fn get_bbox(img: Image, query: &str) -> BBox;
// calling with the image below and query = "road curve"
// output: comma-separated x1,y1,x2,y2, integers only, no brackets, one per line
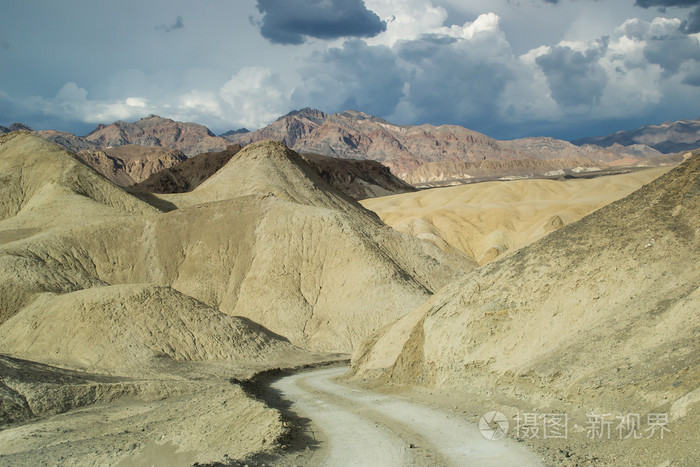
270,366,542,466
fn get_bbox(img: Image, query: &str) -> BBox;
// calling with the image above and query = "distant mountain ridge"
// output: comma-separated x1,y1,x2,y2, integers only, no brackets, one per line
84,115,229,156
3,111,695,186
573,117,700,154
0,123,33,134
224,108,683,184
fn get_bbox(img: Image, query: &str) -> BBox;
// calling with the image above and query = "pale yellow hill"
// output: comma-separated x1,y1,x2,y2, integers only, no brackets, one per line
0,134,473,464
0,135,471,361
361,167,671,264
0,132,157,238
168,140,356,210
353,156,700,465
0,284,301,375
0,355,286,465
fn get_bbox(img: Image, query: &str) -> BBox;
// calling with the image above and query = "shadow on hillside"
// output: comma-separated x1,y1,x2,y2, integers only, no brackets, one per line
126,189,178,212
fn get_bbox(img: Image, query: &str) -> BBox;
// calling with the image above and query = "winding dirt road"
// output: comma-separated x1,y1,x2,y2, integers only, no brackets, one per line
270,366,542,466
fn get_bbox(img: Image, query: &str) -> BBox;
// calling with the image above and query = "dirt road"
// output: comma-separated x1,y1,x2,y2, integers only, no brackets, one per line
270,366,542,466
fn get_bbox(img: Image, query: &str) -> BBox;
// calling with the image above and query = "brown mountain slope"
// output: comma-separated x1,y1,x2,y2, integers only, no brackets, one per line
131,145,242,193
34,131,189,186
230,107,328,148
301,153,416,200
226,109,673,184
84,114,229,156
75,145,188,186
353,154,700,465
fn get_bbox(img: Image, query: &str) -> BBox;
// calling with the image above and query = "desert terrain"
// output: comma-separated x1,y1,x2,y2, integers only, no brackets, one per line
0,132,469,465
4,0,700,462
361,166,672,264
0,127,697,466
353,153,700,465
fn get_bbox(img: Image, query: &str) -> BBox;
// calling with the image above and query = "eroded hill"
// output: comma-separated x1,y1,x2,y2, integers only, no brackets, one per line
353,154,700,465
361,166,671,264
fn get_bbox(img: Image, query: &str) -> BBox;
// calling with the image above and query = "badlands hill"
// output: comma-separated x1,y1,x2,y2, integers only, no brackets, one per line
574,117,700,154
134,145,415,200
353,154,699,464
225,108,674,183
0,133,470,365
0,133,298,371
131,145,242,193
361,166,671,264
0,132,470,464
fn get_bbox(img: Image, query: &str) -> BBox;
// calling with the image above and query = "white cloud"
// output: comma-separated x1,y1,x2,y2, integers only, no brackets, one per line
363,0,448,46
433,12,501,40
218,66,292,129
125,97,148,108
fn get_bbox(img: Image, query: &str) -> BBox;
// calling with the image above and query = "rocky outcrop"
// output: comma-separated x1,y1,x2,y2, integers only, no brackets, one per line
1,123,33,134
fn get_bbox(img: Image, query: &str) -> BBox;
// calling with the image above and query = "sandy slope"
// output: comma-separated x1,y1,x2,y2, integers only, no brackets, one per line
0,135,469,364
352,155,700,465
0,374,285,466
361,167,671,263
0,284,302,376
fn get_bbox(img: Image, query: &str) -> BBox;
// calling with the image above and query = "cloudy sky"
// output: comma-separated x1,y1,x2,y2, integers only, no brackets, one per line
1,0,699,140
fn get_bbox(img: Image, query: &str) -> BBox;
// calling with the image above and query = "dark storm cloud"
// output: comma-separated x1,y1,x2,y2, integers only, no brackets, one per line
156,15,184,32
634,0,698,8
682,67,700,86
254,0,385,45
681,6,700,33
294,39,404,115
644,34,700,73
396,31,514,126
536,41,609,109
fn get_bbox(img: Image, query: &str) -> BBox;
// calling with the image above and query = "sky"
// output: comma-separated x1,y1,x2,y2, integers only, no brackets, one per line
1,0,699,141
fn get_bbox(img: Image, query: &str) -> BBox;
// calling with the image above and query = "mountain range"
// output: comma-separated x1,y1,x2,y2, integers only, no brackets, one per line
224,108,694,184
574,118,700,153
3,112,697,189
